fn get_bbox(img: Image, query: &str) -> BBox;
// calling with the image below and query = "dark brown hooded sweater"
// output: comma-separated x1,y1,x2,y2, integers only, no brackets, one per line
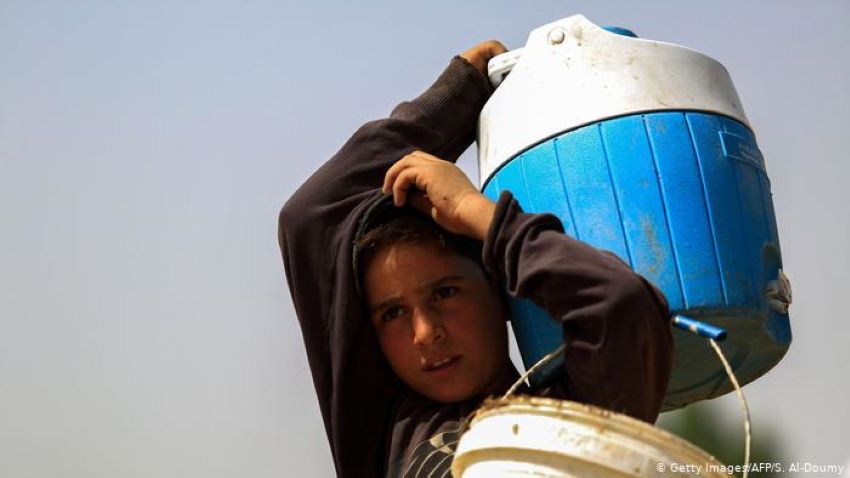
278,55,673,477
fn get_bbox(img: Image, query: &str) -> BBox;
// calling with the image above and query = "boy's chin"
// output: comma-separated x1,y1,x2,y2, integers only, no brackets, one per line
412,362,513,403
422,390,475,404
417,382,485,404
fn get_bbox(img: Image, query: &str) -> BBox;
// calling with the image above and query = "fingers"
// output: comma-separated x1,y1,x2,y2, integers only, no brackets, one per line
380,150,486,237
484,40,508,57
391,168,417,206
382,161,404,196
382,152,418,194
461,40,508,75
382,151,439,199
383,154,414,195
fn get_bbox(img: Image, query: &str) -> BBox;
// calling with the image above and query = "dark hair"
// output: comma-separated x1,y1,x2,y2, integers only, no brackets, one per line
355,212,485,292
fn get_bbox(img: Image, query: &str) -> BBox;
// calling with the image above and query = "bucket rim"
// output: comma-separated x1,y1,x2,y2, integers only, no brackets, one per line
465,395,723,466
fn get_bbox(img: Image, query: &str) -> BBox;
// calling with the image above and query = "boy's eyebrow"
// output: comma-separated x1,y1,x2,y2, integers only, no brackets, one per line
369,275,467,315
413,275,466,294
371,297,401,316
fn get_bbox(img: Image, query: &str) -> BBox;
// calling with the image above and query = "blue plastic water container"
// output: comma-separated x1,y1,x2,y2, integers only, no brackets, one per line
478,15,791,410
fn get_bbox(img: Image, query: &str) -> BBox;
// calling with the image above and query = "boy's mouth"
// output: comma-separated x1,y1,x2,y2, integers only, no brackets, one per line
422,355,462,372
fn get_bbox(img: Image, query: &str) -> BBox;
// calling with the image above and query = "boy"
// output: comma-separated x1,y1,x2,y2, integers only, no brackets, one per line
279,41,673,477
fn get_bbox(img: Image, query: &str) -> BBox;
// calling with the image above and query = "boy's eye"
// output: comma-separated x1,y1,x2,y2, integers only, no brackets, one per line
434,286,458,300
381,306,405,322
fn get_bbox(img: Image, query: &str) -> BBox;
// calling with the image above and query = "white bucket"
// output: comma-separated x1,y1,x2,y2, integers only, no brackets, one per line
452,396,727,478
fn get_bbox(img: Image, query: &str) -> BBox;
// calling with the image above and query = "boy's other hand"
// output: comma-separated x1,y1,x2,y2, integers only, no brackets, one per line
460,40,508,77
382,151,496,241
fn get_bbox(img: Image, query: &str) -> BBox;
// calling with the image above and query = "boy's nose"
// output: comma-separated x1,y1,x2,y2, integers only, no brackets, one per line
412,309,445,347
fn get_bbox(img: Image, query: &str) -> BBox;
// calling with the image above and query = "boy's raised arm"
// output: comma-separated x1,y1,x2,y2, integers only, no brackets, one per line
482,191,674,422
282,43,503,224
277,43,503,476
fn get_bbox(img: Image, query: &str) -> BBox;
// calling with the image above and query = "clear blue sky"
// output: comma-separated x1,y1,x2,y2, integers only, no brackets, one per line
1,1,847,476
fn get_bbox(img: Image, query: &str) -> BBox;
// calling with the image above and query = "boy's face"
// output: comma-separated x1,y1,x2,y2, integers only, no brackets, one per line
364,241,511,403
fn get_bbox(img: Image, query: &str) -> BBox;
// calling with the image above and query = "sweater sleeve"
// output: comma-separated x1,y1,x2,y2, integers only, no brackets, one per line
482,190,674,423
277,56,492,476
281,56,491,227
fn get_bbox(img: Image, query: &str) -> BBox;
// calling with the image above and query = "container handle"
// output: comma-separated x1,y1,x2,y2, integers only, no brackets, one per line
487,48,524,88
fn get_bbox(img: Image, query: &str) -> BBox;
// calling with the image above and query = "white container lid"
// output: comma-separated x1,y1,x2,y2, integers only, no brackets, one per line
478,14,749,186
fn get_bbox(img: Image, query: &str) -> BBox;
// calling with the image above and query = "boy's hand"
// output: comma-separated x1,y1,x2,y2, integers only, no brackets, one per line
460,40,508,76
382,151,496,241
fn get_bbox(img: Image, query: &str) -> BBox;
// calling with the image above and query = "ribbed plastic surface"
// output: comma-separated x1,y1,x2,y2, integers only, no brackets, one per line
483,111,791,410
